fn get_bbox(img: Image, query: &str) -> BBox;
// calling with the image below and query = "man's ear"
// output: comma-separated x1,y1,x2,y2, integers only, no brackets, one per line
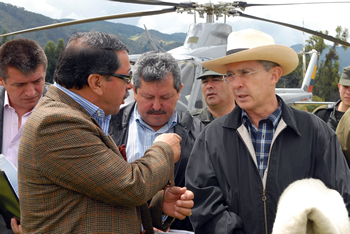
0,77,5,87
88,74,103,96
270,66,282,86
176,83,184,100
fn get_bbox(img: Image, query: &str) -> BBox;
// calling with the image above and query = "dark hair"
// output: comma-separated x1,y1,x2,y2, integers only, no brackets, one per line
0,38,48,81
133,51,181,93
54,31,128,89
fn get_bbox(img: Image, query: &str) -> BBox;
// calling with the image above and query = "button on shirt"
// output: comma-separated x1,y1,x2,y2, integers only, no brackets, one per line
126,104,178,163
54,83,111,135
242,103,282,178
2,91,35,168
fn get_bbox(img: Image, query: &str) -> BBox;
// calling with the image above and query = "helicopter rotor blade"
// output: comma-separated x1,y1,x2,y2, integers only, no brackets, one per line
231,11,350,47
108,0,196,8
0,7,176,38
235,1,350,8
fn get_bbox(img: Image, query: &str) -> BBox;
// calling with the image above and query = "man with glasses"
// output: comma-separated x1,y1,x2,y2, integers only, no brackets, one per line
109,50,203,231
185,29,350,233
190,68,235,125
17,31,194,233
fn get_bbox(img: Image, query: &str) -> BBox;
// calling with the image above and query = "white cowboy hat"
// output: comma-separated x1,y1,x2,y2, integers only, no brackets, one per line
201,29,299,76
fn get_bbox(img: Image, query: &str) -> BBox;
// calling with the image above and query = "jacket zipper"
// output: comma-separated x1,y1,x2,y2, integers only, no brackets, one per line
262,189,268,234
237,125,289,234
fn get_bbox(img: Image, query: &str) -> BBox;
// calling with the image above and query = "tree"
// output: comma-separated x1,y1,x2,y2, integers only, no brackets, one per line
44,38,65,83
0,29,10,46
309,26,348,101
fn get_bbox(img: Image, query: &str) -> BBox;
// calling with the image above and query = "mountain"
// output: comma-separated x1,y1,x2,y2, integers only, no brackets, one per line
291,44,350,72
0,2,187,53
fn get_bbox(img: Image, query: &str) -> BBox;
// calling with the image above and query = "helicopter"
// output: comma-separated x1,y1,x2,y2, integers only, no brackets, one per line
1,0,349,111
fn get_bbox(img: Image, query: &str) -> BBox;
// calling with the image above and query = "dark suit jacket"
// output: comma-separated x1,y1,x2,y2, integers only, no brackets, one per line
18,86,174,233
109,102,204,231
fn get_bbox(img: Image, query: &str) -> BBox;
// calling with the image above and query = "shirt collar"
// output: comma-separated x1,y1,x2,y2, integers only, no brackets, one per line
54,83,110,120
133,103,178,132
241,101,282,130
3,90,43,115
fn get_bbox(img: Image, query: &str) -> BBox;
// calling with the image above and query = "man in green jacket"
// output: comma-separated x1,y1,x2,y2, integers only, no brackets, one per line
313,65,350,131
190,68,236,126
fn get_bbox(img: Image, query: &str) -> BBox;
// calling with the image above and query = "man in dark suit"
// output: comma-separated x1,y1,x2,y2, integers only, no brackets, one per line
109,51,203,231
17,31,193,233
0,38,47,234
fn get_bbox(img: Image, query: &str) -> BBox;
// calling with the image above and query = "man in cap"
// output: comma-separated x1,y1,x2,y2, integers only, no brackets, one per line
109,50,203,231
190,68,235,125
313,65,350,131
185,29,350,233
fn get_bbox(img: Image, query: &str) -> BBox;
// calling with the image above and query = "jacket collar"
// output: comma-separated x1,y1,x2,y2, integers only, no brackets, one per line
223,95,301,136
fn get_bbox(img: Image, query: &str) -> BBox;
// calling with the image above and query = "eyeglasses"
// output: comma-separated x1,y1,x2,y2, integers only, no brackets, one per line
110,71,132,84
223,67,269,82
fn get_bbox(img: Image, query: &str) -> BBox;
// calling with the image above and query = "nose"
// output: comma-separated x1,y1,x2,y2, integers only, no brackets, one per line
126,82,134,90
152,98,161,111
24,83,37,97
231,76,244,90
206,80,214,89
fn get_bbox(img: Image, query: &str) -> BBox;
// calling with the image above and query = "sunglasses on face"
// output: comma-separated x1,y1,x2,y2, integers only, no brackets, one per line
110,71,132,83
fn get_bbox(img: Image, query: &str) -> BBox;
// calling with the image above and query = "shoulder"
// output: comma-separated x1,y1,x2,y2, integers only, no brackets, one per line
189,108,203,116
312,103,336,121
177,109,204,133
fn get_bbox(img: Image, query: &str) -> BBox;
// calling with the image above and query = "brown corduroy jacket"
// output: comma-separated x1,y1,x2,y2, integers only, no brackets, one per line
18,85,174,233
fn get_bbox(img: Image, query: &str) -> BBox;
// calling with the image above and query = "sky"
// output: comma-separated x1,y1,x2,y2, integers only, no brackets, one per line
1,0,350,47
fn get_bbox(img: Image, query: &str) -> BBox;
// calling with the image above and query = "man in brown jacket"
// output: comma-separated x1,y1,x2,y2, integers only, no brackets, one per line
17,31,193,233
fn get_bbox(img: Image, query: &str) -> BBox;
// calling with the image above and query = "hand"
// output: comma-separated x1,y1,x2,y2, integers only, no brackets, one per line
11,217,22,234
154,133,182,163
162,186,194,220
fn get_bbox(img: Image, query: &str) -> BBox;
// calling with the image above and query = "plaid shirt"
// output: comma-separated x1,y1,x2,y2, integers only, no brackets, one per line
242,104,282,178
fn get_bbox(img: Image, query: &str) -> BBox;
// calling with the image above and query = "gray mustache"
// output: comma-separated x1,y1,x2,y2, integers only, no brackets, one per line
147,109,166,114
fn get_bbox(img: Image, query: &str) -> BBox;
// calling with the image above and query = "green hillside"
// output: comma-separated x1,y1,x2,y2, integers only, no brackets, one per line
0,2,186,53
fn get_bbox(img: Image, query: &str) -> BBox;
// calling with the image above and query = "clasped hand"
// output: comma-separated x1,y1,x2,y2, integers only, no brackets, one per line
162,186,194,219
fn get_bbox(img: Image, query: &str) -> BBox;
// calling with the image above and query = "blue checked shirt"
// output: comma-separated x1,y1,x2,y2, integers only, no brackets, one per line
242,104,282,178
126,104,178,163
54,83,111,135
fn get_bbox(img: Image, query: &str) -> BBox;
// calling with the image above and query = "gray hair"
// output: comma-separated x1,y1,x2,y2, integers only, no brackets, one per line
258,60,280,72
133,51,181,92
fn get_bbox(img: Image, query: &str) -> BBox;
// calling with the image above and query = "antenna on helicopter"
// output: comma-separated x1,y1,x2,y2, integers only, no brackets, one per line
302,19,306,78
144,25,166,52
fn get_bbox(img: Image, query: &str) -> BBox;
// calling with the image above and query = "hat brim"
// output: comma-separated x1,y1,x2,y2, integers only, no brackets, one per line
201,45,299,76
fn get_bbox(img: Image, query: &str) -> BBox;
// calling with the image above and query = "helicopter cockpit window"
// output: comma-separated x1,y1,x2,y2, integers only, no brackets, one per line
187,37,199,44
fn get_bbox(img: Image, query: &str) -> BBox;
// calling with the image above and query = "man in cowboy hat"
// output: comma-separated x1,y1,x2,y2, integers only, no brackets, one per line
313,65,350,131
190,67,236,125
185,29,350,234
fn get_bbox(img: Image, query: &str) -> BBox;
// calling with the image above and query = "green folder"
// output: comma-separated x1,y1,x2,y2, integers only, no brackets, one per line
0,171,20,228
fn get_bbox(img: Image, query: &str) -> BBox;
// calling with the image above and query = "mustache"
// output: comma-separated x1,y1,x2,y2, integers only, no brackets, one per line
147,109,166,114
123,90,129,100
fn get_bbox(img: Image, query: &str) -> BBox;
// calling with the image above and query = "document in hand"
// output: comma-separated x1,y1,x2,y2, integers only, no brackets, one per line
0,154,20,229
0,171,20,228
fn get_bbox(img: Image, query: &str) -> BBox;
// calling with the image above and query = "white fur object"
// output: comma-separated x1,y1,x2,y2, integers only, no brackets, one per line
272,178,350,234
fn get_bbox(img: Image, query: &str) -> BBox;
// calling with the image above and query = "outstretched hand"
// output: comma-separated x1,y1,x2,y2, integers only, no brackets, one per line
162,186,194,220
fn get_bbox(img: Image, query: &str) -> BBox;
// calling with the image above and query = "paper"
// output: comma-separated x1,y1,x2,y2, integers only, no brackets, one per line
0,154,18,197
